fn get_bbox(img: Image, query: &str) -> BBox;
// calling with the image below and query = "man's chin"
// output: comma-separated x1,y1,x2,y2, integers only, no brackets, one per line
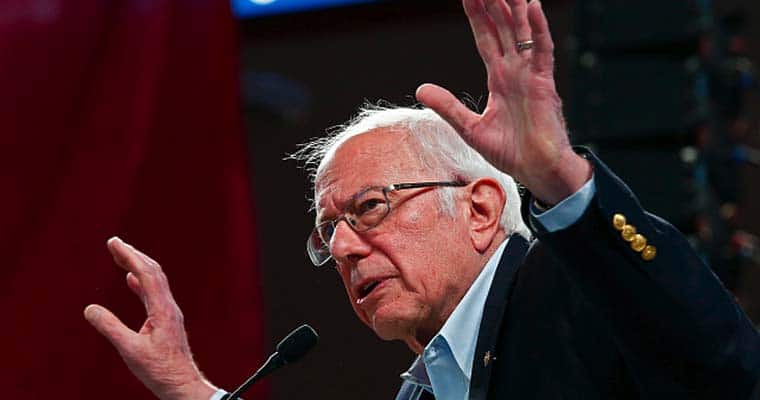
368,306,413,341
370,318,404,341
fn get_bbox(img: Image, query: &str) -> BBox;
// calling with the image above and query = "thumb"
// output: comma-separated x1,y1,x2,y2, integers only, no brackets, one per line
416,83,479,135
84,304,136,351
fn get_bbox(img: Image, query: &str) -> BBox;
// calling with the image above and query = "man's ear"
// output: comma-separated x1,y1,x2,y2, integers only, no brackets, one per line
465,178,506,253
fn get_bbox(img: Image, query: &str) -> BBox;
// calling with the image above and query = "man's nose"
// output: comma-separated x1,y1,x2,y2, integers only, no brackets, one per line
330,219,372,264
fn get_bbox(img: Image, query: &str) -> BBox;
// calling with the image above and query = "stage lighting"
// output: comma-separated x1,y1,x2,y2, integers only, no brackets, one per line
231,0,379,18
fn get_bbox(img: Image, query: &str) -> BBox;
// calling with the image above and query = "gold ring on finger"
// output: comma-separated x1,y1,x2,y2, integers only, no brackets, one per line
516,40,534,52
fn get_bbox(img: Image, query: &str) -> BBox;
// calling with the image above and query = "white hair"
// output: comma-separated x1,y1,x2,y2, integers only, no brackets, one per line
293,103,531,239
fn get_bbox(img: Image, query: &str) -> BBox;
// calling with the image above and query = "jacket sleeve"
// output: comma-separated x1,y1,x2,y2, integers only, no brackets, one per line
521,148,760,399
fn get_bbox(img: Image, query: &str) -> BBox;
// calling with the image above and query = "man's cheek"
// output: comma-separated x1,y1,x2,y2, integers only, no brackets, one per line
396,205,436,232
389,219,431,256
405,209,422,224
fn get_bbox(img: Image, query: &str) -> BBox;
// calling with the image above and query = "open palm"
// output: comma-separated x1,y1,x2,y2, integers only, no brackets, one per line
417,0,589,205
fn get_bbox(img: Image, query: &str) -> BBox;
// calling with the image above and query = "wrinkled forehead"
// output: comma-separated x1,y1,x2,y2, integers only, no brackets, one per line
314,129,428,211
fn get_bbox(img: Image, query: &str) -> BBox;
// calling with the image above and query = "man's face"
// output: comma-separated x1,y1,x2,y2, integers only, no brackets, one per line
314,129,479,350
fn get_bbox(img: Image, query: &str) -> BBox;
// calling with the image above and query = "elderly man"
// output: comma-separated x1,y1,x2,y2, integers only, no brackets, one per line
85,0,760,399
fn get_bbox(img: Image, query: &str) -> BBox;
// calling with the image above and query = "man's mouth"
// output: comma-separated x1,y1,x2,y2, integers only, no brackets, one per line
356,277,389,304
360,280,381,298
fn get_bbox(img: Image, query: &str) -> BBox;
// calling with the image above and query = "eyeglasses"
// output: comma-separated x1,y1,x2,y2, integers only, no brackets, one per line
306,181,467,267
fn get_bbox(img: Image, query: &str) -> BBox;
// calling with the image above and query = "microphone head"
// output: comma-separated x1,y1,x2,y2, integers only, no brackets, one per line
275,324,319,364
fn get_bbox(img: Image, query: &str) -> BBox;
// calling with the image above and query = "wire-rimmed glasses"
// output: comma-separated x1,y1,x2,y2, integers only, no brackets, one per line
306,181,467,266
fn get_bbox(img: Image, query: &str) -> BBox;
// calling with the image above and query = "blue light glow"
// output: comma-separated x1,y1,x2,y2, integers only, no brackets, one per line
231,0,378,18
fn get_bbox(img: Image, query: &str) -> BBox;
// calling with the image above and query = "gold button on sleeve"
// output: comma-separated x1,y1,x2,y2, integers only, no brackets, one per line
630,234,647,252
642,245,657,261
612,214,626,230
621,225,637,242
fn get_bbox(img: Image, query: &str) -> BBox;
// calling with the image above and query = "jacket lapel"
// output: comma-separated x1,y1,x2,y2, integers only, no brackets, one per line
468,234,530,400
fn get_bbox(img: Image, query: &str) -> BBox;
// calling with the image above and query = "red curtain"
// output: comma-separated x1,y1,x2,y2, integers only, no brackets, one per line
0,1,266,398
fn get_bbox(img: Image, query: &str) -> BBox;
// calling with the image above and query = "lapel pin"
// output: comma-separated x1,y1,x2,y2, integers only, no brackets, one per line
483,351,496,367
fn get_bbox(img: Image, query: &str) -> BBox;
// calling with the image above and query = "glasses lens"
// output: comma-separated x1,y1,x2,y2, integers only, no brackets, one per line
307,226,331,266
318,221,335,244
351,188,390,231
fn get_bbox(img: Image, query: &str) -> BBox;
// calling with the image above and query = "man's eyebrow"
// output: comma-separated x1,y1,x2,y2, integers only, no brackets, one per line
314,195,342,225
315,183,385,223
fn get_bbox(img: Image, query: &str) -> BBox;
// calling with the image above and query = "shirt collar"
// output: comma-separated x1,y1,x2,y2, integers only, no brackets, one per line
400,238,509,384
399,354,432,389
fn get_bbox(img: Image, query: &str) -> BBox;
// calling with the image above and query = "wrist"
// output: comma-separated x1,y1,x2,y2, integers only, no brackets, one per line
530,149,592,206
166,376,217,400
189,379,218,400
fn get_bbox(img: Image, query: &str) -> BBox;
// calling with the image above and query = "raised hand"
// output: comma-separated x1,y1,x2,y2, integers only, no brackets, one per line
84,237,217,400
416,0,591,205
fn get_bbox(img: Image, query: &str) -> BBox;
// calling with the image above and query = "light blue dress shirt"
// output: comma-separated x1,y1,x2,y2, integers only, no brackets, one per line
398,176,597,400
214,178,597,400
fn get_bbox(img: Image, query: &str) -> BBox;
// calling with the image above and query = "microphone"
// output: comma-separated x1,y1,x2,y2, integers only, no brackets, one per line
226,324,319,400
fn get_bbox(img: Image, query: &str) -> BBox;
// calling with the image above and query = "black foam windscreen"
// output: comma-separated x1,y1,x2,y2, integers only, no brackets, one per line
275,324,319,364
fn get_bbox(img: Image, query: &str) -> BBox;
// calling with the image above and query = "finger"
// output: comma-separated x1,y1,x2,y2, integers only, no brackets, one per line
416,83,480,136
484,0,516,55
463,0,504,62
107,237,173,316
506,0,531,44
126,272,144,300
527,0,554,73
84,304,137,352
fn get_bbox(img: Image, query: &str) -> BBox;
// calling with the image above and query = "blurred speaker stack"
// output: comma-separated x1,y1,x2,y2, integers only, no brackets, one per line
568,0,759,290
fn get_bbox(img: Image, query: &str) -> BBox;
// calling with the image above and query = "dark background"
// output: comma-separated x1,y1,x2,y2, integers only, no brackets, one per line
238,1,760,400
5,1,758,398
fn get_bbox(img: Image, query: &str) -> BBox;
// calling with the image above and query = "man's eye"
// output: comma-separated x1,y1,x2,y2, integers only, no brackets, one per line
356,198,386,215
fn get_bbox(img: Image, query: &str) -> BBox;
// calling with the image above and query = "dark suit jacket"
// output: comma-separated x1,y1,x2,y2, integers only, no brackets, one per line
398,150,760,400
